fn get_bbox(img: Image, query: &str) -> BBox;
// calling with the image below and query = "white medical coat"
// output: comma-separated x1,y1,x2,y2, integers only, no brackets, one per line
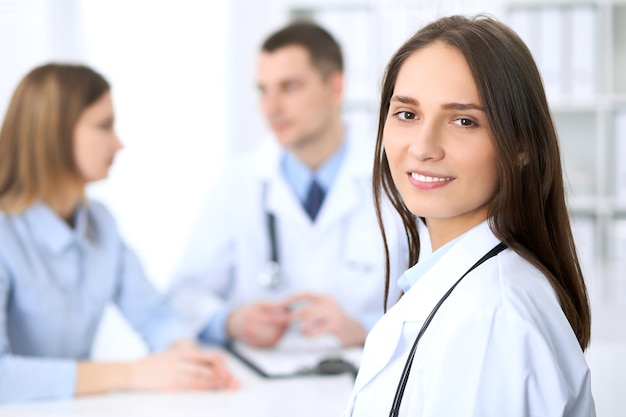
343,221,595,417
168,134,408,337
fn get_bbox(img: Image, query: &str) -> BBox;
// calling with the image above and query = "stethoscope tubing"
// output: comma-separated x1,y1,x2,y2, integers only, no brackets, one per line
259,182,282,290
388,242,507,417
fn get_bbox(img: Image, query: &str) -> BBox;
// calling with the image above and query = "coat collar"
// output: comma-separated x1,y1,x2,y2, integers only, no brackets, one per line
23,202,91,254
352,220,502,394
399,220,501,322
257,133,374,230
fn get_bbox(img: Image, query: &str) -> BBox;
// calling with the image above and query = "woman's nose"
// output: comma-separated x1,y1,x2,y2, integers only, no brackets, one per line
408,122,444,161
113,132,124,151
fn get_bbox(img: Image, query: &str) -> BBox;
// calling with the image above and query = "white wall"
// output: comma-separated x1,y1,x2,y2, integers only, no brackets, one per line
82,0,231,358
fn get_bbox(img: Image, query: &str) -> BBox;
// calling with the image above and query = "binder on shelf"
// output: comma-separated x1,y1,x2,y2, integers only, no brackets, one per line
609,219,626,304
508,7,537,61
612,5,626,95
539,6,565,103
315,8,374,103
379,10,429,80
556,112,597,197
570,216,596,292
615,111,626,201
567,5,597,103
380,11,411,65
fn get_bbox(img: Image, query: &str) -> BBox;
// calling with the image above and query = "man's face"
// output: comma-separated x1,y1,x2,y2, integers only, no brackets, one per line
256,45,341,151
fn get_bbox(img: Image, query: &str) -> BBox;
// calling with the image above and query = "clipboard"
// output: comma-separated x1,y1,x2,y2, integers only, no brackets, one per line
226,334,362,379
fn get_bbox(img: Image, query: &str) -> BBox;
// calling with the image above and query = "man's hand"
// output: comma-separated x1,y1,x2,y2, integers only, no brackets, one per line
226,301,289,347
285,292,366,347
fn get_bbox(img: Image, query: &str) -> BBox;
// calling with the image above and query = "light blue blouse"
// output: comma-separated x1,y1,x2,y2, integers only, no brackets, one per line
397,233,461,292
0,201,193,403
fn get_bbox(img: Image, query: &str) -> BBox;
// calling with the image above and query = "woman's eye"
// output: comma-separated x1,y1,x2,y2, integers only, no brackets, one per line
453,117,476,127
396,111,416,120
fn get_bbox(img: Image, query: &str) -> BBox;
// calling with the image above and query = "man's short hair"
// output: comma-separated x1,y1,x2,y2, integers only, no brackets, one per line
261,21,344,77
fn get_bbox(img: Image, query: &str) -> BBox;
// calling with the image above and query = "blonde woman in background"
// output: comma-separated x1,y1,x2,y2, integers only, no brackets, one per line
0,63,237,403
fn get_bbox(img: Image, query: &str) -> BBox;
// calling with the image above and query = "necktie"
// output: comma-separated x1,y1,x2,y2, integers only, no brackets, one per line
304,179,325,221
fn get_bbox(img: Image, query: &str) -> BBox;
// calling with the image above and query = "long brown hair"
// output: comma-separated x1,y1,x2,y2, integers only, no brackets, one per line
0,63,110,213
373,15,591,350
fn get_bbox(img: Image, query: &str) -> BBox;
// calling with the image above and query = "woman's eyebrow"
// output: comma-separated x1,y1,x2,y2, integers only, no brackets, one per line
441,102,485,111
390,95,418,105
390,96,484,112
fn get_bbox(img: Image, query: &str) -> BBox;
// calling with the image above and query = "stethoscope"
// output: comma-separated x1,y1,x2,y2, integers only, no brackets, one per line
388,242,507,417
258,210,282,289
258,183,282,290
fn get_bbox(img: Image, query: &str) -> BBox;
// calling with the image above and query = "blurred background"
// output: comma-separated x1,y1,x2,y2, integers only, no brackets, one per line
0,0,624,415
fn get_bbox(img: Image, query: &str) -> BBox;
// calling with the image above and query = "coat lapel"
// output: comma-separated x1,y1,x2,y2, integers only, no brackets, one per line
255,141,312,228
262,135,374,232
315,136,373,230
351,302,405,394
352,221,501,393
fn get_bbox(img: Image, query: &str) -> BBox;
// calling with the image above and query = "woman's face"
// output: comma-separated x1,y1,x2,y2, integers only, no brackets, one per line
73,91,123,183
383,42,498,245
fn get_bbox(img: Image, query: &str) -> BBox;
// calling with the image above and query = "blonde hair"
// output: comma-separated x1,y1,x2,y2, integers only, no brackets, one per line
0,63,110,213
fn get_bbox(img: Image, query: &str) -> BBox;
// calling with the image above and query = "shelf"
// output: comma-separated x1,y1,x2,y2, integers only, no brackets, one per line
505,0,599,7
287,0,372,11
550,102,599,114
568,198,626,216
613,3,626,95
506,0,625,6
610,95,626,107
568,197,598,214
612,201,626,215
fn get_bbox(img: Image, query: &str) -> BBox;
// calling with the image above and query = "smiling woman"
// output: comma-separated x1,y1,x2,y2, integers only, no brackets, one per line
383,42,499,251
344,14,595,417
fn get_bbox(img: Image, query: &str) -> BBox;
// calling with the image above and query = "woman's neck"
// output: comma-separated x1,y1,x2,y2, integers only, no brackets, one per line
426,213,488,251
48,194,82,225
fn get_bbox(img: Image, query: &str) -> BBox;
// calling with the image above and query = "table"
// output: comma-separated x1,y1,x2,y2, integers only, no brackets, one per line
0,351,355,417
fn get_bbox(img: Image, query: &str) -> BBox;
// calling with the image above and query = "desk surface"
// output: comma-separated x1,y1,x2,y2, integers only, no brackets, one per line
0,350,355,417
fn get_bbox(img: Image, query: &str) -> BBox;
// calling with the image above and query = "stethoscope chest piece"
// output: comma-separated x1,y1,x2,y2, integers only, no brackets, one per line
258,260,281,289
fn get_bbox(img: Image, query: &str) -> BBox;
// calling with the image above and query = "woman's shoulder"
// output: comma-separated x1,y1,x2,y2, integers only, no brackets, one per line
0,209,28,240
497,249,557,301
84,199,114,221
82,199,121,240
0,210,12,227
455,248,562,324
0,211,16,249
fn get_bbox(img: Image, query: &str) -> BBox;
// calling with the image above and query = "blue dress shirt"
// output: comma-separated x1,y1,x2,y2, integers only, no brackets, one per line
198,140,348,343
0,201,194,403
281,139,347,204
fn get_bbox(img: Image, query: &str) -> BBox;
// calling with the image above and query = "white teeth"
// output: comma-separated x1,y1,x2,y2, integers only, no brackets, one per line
411,173,454,182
